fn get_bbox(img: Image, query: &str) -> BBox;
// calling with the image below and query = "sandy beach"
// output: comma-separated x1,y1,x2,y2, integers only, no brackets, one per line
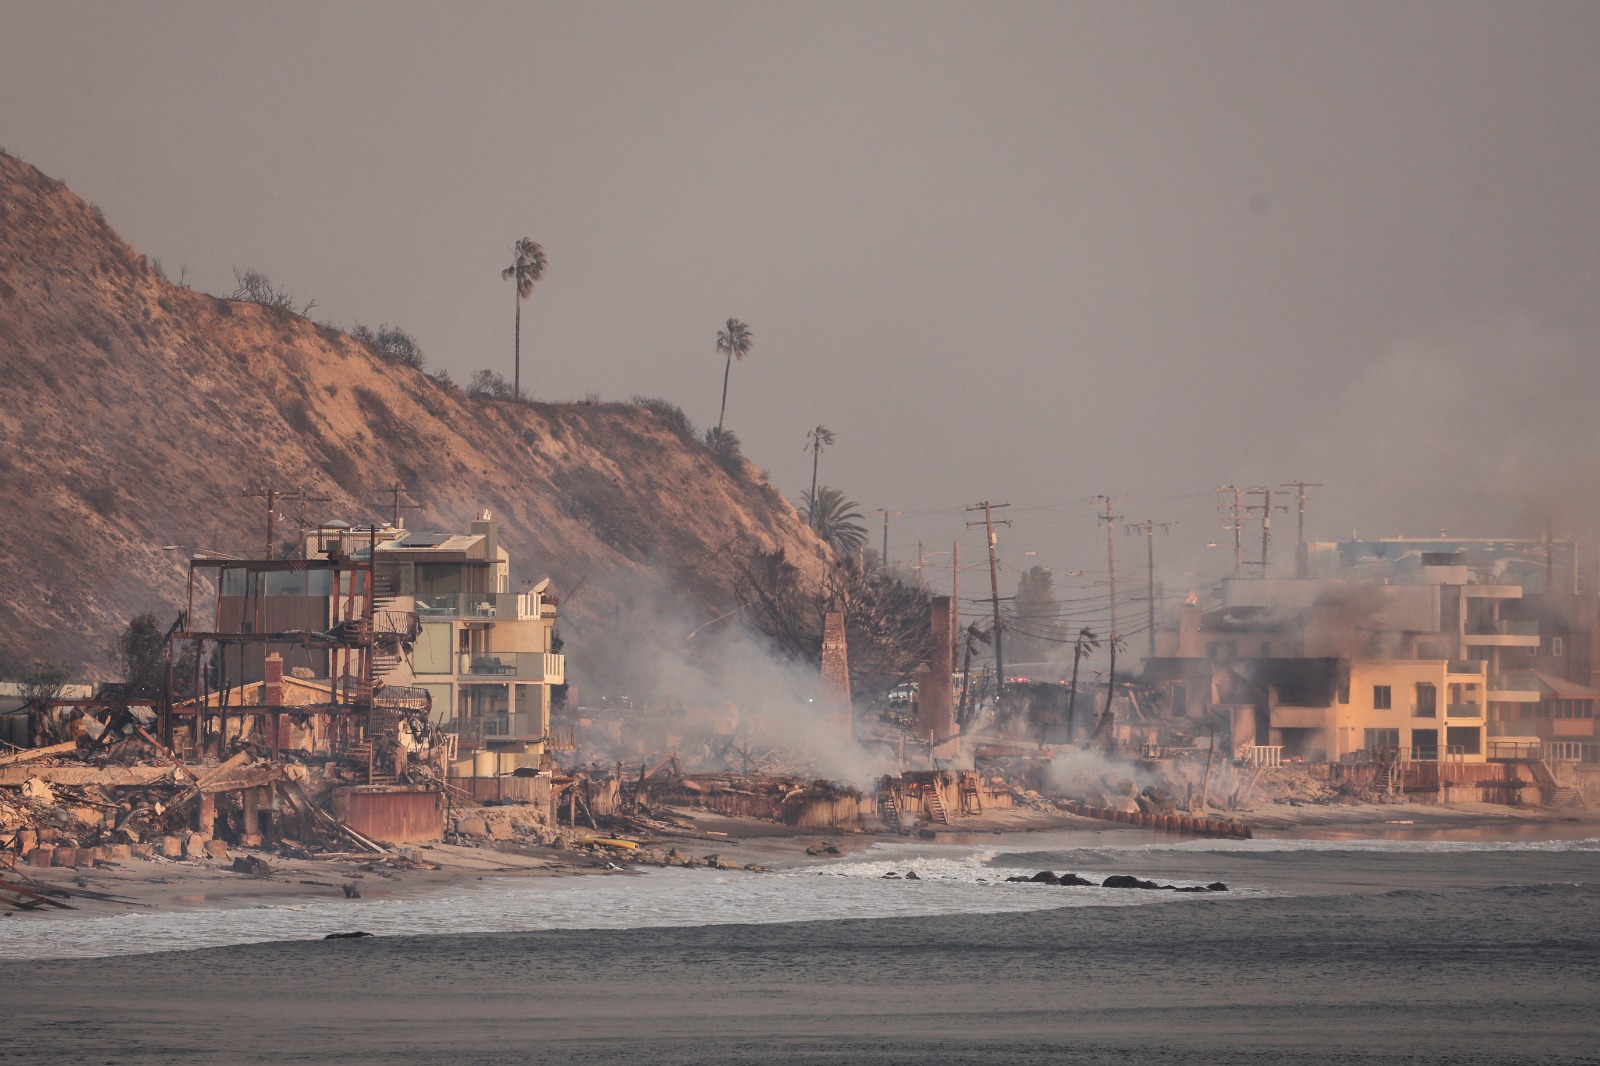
7,799,1596,924
5,802,1599,1065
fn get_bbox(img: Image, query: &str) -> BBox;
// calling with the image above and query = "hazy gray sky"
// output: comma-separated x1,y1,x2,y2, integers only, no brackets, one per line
6,1,1600,609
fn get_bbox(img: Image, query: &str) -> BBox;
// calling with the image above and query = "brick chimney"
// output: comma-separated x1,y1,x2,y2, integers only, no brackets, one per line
264,653,284,707
820,610,852,738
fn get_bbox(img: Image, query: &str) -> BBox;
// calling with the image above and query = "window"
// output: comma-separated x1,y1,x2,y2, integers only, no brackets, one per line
1364,728,1400,752
1206,642,1220,659
1373,685,1392,710
1414,683,1437,718
1446,726,1481,755
1170,684,1188,717
1552,637,1564,657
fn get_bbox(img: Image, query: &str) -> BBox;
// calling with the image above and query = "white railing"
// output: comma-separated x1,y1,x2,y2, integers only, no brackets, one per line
1249,745,1283,768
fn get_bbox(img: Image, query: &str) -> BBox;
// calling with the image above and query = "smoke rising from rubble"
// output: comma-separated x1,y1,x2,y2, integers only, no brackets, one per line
569,570,894,787
1046,748,1161,797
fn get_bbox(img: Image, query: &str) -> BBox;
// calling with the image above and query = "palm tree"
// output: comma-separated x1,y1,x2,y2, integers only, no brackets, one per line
1065,626,1100,740
799,486,867,554
714,318,753,441
501,238,547,399
803,425,835,526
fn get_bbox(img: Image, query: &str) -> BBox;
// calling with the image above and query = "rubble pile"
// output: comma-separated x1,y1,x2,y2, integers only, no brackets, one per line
0,734,394,874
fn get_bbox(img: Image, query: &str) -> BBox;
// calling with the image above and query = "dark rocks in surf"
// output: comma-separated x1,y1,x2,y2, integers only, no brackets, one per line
323,931,374,939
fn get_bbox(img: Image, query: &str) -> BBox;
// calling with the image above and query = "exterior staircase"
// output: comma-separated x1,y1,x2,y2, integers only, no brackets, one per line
926,785,951,825
1552,785,1587,809
1524,758,1561,804
878,788,902,833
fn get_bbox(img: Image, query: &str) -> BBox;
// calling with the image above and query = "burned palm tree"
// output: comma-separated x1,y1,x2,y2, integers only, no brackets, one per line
501,238,547,399
803,425,835,527
714,318,753,443
1064,626,1100,739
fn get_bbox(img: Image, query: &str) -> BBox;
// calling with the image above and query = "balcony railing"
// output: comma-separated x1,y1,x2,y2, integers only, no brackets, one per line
1465,620,1540,638
1248,745,1283,768
457,651,565,683
1412,702,1438,718
414,592,542,621
1448,660,1487,675
1447,702,1483,718
1487,740,1544,760
439,713,543,745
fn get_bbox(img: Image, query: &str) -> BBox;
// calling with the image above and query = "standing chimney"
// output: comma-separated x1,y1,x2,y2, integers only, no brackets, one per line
820,611,852,741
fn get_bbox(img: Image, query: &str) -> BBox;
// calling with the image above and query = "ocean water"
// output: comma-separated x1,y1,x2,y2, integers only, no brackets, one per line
6,833,1599,1064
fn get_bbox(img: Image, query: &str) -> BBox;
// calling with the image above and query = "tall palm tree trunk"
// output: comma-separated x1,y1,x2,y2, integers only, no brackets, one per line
1067,646,1083,740
513,292,522,399
809,446,821,525
715,355,732,437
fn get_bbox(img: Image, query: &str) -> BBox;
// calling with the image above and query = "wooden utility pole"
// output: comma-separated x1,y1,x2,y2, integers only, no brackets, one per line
1094,496,1124,638
242,487,305,560
374,482,421,529
874,509,902,567
1125,519,1171,659
951,539,960,671
1281,481,1322,579
916,540,925,590
1217,485,1243,578
1245,487,1286,577
966,502,1011,705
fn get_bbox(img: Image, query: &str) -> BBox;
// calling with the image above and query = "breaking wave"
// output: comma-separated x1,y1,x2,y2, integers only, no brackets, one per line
0,841,1244,961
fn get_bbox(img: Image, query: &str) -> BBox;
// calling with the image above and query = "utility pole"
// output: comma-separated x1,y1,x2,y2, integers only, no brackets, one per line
874,509,902,568
951,539,960,671
1545,517,1554,593
374,482,421,529
1245,487,1287,577
1125,519,1171,660
966,502,1011,704
1281,481,1322,579
242,487,305,560
916,540,925,590
1094,495,1124,638
1217,485,1243,578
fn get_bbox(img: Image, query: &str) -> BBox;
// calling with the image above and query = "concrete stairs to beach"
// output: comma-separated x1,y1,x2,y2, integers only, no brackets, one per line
1552,786,1587,809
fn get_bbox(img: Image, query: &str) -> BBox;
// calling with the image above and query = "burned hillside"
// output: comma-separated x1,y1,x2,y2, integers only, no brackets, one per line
0,150,832,678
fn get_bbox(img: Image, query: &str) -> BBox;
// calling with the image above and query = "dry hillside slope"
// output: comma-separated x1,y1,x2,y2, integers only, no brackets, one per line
0,150,832,680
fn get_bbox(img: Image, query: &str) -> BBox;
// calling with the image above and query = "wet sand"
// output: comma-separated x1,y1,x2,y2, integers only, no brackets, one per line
7,799,1595,919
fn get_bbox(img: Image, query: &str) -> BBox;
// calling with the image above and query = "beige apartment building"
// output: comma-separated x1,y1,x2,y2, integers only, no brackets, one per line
369,513,564,772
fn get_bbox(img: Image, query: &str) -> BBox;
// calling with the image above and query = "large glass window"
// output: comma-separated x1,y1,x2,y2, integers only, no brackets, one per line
1373,685,1392,710
1414,683,1437,717
414,623,454,675
1365,728,1400,752
416,564,462,596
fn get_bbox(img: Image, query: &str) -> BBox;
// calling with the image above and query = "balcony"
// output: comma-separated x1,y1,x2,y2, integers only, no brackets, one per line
1487,674,1543,703
1462,620,1541,648
1446,702,1483,718
414,592,542,621
1448,660,1487,676
457,651,565,684
440,713,543,745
